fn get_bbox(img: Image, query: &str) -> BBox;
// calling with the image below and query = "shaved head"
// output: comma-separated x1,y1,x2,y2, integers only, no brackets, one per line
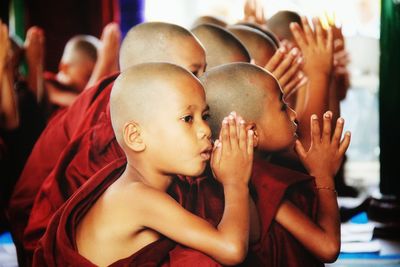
110,62,202,145
267,10,301,42
119,22,206,75
201,63,278,139
61,35,99,64
235,22,280,48
192,15,227,28
191,24,250,69
228,25,277,67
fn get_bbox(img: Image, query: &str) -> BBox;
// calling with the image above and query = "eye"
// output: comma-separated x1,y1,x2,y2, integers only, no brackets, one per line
202,113,210,121
181,115,193,123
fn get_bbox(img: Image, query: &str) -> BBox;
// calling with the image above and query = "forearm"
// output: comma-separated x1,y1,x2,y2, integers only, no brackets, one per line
329,79,340,126
217,184,250,261
276,197,340,262
1,72,19,130
298,73,331,149
26,62,45,102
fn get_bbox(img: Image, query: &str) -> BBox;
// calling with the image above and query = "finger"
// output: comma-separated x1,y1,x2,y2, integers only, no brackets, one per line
211,139,222,166
228,114,239,148
247,130,254,157
313,17,324,47
238,119,247,150
283,71,304,96
290,22,308,51
295,139,307,159
301,16,316,46
326,26,333,52
322,111,332,143
332,117,344,147
265,47,285,71
279,56,302,86
310,114,321,145
221,117,230,152
339,131,351,155
273,48,298,79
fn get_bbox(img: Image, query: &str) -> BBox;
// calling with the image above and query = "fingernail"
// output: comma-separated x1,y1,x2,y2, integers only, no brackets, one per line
228,115,234,120
240,120,245,124
312,114,318,120
223,118,228,124
248,130,254,135
297,57,303,64
230,111,236,116
291,48,298,56
279,47,286,53
324,112,331,118
345,131,351,136
338,118,344,123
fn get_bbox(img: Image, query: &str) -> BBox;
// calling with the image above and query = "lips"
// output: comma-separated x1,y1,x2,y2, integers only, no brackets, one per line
200,145,212,160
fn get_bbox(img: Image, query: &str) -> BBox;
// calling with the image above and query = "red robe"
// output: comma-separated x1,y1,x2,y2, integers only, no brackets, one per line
32,154,322,266
7,73,118,264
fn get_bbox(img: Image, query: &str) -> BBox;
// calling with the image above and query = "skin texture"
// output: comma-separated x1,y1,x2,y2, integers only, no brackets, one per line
191,24,250,69
120,22,206,76
0,21,19,130
202,62,351,263
227,25,277,67
76,63,254,266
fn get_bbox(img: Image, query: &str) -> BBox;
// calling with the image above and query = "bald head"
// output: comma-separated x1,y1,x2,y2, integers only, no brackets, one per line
61,35,99,64
235,22,280,48
228,25,277,67
110,62,202,146
192,15,227,28
201,63,278,139
191,24,250,69
119,22,206,75
267,10,301,42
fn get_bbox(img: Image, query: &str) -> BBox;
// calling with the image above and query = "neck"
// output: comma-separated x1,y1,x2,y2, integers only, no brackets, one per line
120,157,174,192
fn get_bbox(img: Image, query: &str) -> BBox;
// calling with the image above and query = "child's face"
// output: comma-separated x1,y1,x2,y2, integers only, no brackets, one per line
172,37,206,77
67,58,95,91
256,80,298,152
143,76,212,177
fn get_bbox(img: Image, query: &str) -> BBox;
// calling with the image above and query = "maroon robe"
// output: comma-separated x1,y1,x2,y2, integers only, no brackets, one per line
7,73,118,263
32,153,323,266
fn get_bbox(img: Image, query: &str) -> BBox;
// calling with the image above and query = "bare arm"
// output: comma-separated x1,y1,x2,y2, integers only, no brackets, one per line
0,22,19,130
25,26,45,103
290,17,334,150
277,112,350,262
45,82,79,107
86,23,120,89
140,114,254,266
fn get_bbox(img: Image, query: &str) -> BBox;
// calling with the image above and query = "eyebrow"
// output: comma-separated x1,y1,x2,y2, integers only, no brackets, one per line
181,104,209,113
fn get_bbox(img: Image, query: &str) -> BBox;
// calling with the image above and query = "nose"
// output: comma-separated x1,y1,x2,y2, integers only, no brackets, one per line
198,119,212,140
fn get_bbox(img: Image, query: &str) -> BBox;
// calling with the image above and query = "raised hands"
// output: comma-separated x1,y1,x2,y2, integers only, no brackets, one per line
0,20,10,72
243,0,266,25
24,26,45,99
211,112,254,186
290,16,334,77
87,22,121,88
265,46,306,97
295,111,351,187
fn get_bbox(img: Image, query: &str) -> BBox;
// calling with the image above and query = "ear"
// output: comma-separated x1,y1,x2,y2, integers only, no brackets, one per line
245,122,259,147
123,122,146,152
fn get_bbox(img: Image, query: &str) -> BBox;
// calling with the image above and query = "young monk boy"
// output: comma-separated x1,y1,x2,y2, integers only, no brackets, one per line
202,62,351,264
18,21,207,264
34,62,255,266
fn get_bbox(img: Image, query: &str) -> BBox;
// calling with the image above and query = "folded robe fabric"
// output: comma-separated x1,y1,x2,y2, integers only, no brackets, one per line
7,73,118,258
32,154,322,266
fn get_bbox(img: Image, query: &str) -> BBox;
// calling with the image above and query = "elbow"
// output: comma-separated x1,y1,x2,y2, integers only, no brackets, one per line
319,240,340,263
219,242,248,266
